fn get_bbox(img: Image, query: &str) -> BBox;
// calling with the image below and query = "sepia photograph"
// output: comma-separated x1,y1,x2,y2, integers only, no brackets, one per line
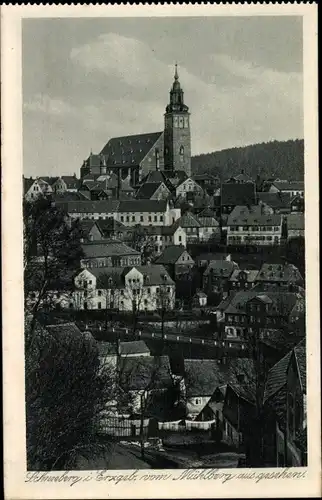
2,3,320,499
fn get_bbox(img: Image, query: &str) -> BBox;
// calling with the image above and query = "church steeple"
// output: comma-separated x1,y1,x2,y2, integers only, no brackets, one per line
164,63,191,176
166,64,189,113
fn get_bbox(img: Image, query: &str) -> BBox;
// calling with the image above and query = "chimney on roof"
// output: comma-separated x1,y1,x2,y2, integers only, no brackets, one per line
236,373,245,384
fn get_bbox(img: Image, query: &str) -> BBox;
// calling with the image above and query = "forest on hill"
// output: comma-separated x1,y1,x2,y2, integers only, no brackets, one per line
191,139,304,181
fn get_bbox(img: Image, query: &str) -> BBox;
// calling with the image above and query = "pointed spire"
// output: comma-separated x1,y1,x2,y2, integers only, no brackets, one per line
174,62,179,81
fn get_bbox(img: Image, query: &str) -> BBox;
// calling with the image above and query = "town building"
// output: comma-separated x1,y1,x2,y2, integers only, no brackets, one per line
80,241,141,268
155,245,194,278
268,181,304,199
255,263,303,289
228,269,259,292
257,192,291,214
226,212,283,247
202,260,238,298
175,177,204,201
70,264,175,312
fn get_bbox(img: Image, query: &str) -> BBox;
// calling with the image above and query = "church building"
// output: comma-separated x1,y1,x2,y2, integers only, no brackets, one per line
80,65,191,185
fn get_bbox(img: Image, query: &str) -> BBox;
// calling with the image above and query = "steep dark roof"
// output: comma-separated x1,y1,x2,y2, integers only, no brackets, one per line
264,340,306,403
203,260,237,278
196,252,230,264
136,182,164,200
96,218,125,233
81,241,140,258
100,132,163,167
23,177,35,193
118,199,168,213
81,264,174,287
155,245,190,265
221,183,256,206
78,220,103,238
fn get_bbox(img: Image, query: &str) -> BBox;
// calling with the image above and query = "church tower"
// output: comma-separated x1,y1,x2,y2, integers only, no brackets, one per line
164,64,191,177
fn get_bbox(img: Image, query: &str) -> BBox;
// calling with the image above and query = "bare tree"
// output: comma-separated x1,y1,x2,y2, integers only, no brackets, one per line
127,224,156,264
155,284,175,341
25,319,115,470
24,198,83,346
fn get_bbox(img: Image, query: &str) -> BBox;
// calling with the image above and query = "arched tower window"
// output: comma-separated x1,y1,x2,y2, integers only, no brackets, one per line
179,146,184,161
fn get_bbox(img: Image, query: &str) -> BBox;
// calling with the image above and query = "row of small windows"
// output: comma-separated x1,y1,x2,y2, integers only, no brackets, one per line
120,215,164,223
230,226,280,232
228,235,279,242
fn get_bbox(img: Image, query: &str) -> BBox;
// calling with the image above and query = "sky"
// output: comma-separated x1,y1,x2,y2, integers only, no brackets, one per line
22,16,303,177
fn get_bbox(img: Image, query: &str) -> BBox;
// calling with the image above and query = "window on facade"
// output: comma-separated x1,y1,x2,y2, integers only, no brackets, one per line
98,290,102,296
84,302,88,310
132,216,135,222
154,215,157,222
140,216,144,222
126,216,130,222
120,216,124,222
160,215,163,222
98,302,102,309
69,303,74,309
148,216,152,222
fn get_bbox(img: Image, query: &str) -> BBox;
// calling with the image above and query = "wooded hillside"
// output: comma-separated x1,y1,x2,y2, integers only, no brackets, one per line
192,139,304,181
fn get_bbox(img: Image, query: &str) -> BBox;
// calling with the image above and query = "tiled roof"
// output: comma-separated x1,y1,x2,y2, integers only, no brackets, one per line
256,263,303,283
294,340,306,391
81,264,174,287
203,260,237,278
97,341,118,356
221,183,256,206
121,340,150,356
80,267,125,287
198,207,216,217
198,216,219,227
184,360,224,397
119,355,171,391
118,199,168,213
229,269,259,283
61,176,80,189
82,241,140,258
263,340,305,403
173,211,201,228
231,172,254,183
100,131,163,167
78,220,103,238
229,205,272,220
155,245,189,265
273,181,304,192
96,218,125,233
287,213,304,230
46,322,83,338
50,192,87,202
257,192,291,209
192,173,220,182
39,176,58,186
55,200,120,214
227,212,282,227
136,182,163,200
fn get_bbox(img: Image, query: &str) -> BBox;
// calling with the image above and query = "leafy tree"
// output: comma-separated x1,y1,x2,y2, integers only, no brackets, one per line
25,319,114,470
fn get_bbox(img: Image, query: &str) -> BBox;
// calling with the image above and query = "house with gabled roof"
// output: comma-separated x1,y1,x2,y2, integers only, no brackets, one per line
203,260,238,298
263,340,306,467
173,211,201,243
78,220,104,243
268,181,304,199
227,211,283,247
228,268,259,293
135,181,172,201
175,177,204,201
255,263,303,288
257,192,292,214
68,264,175,313
155,245,194,278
